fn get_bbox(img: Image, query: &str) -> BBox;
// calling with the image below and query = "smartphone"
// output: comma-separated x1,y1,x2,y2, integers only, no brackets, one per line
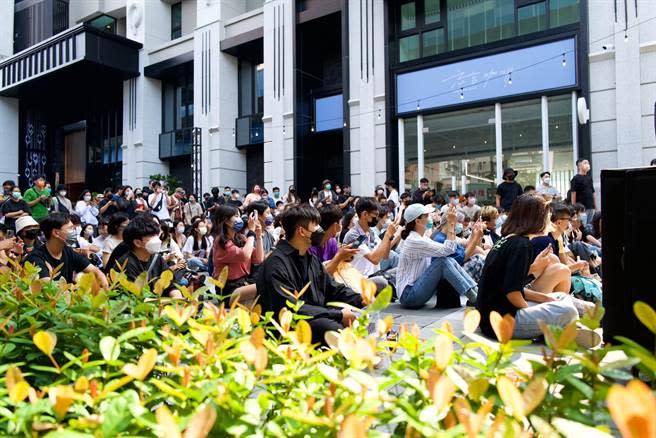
253,210,259,222
6,230,15,238
350,234,367,249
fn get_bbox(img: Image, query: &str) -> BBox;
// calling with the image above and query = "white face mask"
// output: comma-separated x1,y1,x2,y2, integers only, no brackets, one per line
144,236,162,255
198,227,208,236
83,195,92,202
468,197,476,205
176,225,185,234
59,191,67,197
543,177,551,185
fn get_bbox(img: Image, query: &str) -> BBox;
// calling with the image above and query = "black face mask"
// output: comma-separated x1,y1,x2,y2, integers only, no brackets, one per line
23,229,40,240
368,216,379,228
307,226,325,246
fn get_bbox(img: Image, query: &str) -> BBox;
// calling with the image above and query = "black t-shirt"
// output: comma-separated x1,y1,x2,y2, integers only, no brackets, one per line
99,199,118,218
530,233,559,261
117,251,169,284
0,199,31,230
227,199,243,209
411,188,431,205
25,244,91,283
570,174,595,209
476,235,533,338
496,182,523,211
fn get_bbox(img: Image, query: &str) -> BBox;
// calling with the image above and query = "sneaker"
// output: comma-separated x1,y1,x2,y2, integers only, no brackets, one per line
575,329,602,349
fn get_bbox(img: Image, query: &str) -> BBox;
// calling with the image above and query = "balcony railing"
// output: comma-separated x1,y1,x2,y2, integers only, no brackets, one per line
235,114,264,148
159,127,201,160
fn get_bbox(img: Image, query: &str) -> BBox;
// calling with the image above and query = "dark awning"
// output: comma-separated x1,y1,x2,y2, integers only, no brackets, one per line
0,24,142,97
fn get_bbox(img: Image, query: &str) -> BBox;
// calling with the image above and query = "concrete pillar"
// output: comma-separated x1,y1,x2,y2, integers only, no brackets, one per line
0,97,19,184
347,0,387,195
0,0,13,59
263,0,295,192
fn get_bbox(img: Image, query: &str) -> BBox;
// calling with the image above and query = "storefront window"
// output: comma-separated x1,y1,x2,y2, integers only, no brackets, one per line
501,99,543,189
423,106,497,203
550,0,579,27
401,1,417,31
422,29,444,57
548,94,574,197
404,117,418,191
518,2,547,36
400,35,420,62
425,0,440,24
447,0,514,51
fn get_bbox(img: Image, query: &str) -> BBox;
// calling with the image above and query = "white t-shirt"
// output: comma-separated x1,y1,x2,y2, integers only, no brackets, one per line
388,189,399,208
148,192,170,221
182,235,214,258
102,236,122,255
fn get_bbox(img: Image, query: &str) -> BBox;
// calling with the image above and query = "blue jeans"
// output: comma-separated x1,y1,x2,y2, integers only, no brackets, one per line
400,257,476,309
380,249,399,271
187,257,208,272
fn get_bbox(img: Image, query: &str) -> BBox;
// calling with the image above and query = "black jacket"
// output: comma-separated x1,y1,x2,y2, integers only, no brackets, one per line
256,240,363,321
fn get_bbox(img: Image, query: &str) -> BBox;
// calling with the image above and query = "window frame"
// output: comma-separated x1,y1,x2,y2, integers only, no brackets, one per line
171,2,182,40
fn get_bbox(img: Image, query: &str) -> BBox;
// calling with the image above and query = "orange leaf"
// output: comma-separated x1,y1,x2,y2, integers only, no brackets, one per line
279,308,293,333
183,404,217,438
489,312,514,344
123,348,158,381
338,415,366,438
463,308,481,333
607,379,656,438
254,346,268,375
434,335,453,371
430,375,456,412
296,320,312,345
156,405,182,438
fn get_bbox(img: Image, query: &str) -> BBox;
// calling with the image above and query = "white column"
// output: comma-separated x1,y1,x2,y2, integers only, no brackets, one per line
541,95,550,171
571,91,578,170
348,0,387,195
495,103,503,184
263,0,295,192
397,118,405,190
0,97,19,183
0,0,13,59
417,115,424,183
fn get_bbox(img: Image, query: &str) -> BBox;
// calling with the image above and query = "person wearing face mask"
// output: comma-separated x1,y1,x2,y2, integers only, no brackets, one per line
23,213,108,288
0,185,31,231
50,184,73,214
102,213,130,267
440,191,461,215
182,219,213,272
98,187,119,219
227,189,243,209
260,188,276,210
115,215,181,298
23,177,51,221
16,215,42,253
396,204,478,309
433,210,487,283
1,180,15,203
308,205,360,276
479,206,501,249
343,198,400,292
570,158,596,225
75,190,99,226
244,202,276,254
183,194,204,226
257,204,365,345
282,185,299,205
211,205,263,300
461,192,481,220
114,185,137,218
147,182,172,221
243,185,263,208
272,187,281,203
496,168,523,213
317,179,339,208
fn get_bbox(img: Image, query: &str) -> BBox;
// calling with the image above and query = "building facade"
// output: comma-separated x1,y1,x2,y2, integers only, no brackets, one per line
0,0,651,203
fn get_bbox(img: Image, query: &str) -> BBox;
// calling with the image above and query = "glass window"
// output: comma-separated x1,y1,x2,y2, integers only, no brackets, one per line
400,35,420,62
447,0,514,51
422,29,444,57
423,106,497,204
255,64,264,114
401,2,417,31
548,94,574,197
404,117,418,191
550,0,579,27
501,99,543,189
425,0,440,24
162,66,193,133
518,2,547,36
171,2,182,40
87,15,117,34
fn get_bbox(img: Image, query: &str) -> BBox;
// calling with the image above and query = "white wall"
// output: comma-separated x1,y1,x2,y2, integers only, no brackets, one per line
181,0,197,37
0,97,19,183
0,0,13,59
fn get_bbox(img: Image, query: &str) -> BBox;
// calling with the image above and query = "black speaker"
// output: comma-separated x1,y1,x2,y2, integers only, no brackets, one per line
601,167,656,351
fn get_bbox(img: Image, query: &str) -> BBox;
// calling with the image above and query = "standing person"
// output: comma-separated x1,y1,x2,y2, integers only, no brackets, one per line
115,186,137,218
134,188,149,213
183,194,203,226
570,158,596,225
51,184,73,214
385,180,400,210
411,178,432,205
102,213,129,267
169,188,186,223
98,188,118,219
260,188,276,209
317,179,338,207
23,213,108,288
271,187,282,204
1,185,31,231
496,168,523,212
147,182,171,222
23,177,51,221
283,185,299,205
536,171,561,201
227,189,243,209
243,185,262,207
75,190,99,226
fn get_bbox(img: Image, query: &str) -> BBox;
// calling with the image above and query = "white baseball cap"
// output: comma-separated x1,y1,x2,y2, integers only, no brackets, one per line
403,203,435,223
15,215,39,234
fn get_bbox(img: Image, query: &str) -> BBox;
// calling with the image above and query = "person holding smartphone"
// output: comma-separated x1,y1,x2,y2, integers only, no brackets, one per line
308,205,359,276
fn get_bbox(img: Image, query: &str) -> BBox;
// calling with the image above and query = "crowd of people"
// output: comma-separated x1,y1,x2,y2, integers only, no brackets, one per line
0,157,603,345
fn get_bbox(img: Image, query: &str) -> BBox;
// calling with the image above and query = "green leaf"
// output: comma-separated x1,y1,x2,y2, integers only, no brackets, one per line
634,301,656,334
599,368,633,381
366,285,392,313
99,336,121,361
564,375,593,399
551,417,613,437
117,327,153,343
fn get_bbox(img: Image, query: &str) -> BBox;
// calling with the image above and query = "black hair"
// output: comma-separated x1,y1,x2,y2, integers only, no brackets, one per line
651,158,656,166
40,212,72,240
281,204,321,240
79,190,92,200
447,191,459,198
385,180,397,189
0,223,7,234
573,203,586,213
272,187,280,192
464,192,475,198
211,187,220,195
231,189,240,194
524,185,536,193
540,171,551,178
2,180,15,187
420,177,429,183
152,181,162,188
355,197,379,215
190,219,209,252
377,205,389,219
69,213,82,226
103,187,113,195
340,210,356,242
245,201,269,216
123,215,161,250
590,211,602,238
319,205,343,230
108,213,130,236
276,200,283,207
576,158,588,166
212,204,244,248
81,223,95,243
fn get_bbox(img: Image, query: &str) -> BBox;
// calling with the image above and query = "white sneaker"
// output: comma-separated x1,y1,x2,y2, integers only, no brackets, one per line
575,329,602,349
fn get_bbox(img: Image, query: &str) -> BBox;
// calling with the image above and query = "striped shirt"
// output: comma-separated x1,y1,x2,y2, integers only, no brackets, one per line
396,231,457,299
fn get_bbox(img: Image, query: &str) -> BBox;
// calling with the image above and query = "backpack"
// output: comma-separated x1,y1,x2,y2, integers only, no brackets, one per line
570,275,602,303
149,194,164,212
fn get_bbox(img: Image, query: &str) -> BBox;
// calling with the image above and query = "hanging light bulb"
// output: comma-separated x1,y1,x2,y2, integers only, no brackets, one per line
507,73,512,85
624,32,629,42
310,125,315,132
561,53,567,67
343,121,348,127
416,100,421,111
377,109,382,119
283,125,286,135
255,131,259,137
460,88,464,100
232,128,235,137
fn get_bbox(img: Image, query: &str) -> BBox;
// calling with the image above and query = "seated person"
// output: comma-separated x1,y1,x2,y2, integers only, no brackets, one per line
116,215,181,298
24,213,108,288
244,201,276,254
440,191,461,215
342,198,398,291
309,205,359,276
257,204,364,345
15,215,42,254
396,204,478,309
480,205,501,248
372,206,401,270
211,205,263,304
476,195,594,340
102,213,129,267
433,213,487,283
182,218,213,272
0,224,22,269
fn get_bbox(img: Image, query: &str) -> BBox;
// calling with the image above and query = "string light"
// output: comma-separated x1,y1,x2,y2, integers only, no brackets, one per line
231,128,235,137
377,109,382,119
416,100,421,111
283,125,286,135
343,121,348,127
459,88,464,100
507,73,512,85
561,53,567,67
310,125,315,132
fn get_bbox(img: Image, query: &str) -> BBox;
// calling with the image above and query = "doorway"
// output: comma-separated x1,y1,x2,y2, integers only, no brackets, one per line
64,128,86,201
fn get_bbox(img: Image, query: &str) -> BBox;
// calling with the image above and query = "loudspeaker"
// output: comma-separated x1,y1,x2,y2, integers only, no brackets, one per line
601,167,656,351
